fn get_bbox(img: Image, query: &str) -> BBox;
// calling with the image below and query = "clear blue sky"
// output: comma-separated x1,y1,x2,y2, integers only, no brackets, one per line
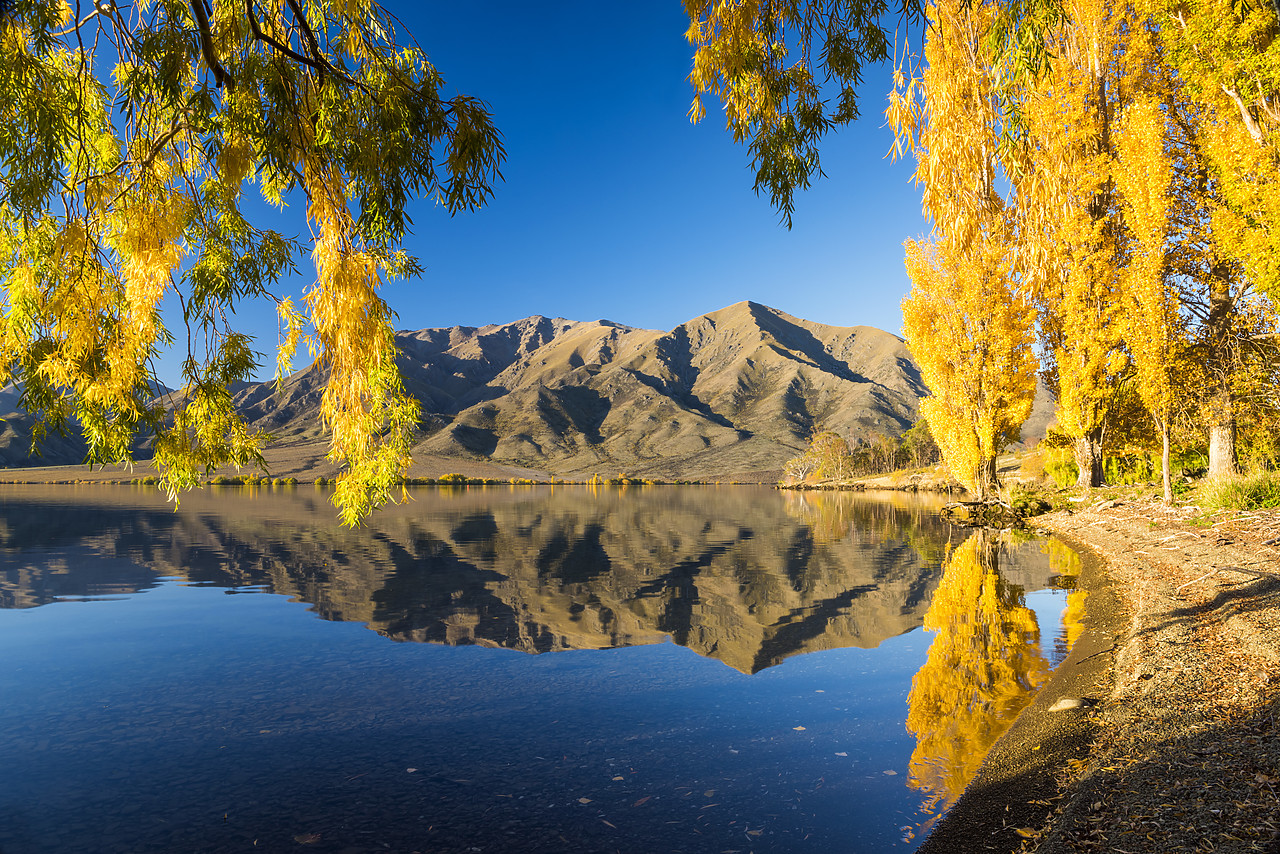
168,2,927,384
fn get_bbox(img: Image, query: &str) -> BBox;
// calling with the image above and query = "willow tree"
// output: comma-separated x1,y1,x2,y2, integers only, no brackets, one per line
684,0,921,226
0,0,503,523
891,0,1037,499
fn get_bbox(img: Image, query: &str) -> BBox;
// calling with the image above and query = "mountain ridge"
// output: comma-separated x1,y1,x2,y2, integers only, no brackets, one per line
0,301,934,480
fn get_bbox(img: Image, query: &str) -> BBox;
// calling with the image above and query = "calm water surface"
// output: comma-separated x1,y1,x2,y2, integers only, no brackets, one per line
0,485,1083,854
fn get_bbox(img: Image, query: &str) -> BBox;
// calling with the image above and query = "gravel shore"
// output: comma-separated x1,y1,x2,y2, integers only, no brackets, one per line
920,499,1280,854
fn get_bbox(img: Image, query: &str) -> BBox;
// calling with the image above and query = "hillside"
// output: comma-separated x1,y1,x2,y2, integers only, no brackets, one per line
0,301,930,481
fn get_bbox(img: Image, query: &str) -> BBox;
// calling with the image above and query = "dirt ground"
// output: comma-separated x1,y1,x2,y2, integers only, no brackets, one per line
923,496,1280,854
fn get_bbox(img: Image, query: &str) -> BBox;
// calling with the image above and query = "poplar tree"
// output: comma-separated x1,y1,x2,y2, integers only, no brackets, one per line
892,0,1038,499
1002,0,1166,487
902,240,1036,498
1114,98,1182,501
0,0,503,523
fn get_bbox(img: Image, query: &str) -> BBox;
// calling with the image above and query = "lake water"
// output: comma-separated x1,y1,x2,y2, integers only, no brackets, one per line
0,485,1083,854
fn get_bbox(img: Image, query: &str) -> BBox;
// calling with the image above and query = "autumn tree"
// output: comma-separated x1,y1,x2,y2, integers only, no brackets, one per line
1114,97,1183,501
784,430,853,483
891,0,1038,500
903,241,1037,498
0,0,503,523
684,0,921,225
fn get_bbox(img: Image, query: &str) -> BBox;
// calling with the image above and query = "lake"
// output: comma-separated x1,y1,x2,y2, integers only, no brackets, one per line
0,484,1083,853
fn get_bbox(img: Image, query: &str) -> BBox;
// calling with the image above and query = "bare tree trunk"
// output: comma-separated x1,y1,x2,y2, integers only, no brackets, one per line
1206,259,1237,479
1073,430,1104,488
1160,417,1172,503
1208,416,1237,480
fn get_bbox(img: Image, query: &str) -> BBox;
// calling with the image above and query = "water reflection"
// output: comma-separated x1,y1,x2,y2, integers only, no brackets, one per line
0,485,1067,675
905,529,1058,815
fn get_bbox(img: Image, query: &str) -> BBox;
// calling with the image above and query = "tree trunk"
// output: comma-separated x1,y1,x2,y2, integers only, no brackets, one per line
1073,431,1103,488
979,454,998,501
1160,417,1173,503
1206,258,1237,480
1208,415,1237,480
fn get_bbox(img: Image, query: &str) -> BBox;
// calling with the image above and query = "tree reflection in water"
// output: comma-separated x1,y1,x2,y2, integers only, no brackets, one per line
906,529,1052,816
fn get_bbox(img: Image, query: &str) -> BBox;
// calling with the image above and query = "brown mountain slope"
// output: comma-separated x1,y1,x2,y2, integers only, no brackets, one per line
0,302,927,481
410,301,926,479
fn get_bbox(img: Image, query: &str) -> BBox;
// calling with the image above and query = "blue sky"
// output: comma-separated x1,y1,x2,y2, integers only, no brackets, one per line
174,2,928,384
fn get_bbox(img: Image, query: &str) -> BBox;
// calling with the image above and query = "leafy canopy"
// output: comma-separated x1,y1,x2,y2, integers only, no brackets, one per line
684,0,922,227
0,0,504,523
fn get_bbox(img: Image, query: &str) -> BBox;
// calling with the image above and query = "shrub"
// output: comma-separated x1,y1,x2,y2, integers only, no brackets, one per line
1005,482,1054,517
1045,456,1078,489
438,473,468,485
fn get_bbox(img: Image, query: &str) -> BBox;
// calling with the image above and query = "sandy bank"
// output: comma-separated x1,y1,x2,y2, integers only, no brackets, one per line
922,499,1280,853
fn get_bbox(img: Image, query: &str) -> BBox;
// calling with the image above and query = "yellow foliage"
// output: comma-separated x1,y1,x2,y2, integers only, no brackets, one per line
903,240,1037,498
906,531,1052,813
303,164,420,525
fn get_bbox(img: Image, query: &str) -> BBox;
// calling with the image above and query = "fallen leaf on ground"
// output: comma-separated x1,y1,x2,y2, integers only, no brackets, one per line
293,832,321,844
792,726,806,731
632,796,651,807
578,797,592,804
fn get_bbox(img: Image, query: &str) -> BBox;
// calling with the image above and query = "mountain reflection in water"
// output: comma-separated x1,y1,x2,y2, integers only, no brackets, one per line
0,484,1087,854
0,485,1064,675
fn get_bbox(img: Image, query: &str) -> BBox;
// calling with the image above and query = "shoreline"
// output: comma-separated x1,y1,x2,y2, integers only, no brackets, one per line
922,499,1280,853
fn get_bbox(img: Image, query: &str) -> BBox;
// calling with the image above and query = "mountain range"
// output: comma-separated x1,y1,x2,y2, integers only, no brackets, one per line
0,301,942,481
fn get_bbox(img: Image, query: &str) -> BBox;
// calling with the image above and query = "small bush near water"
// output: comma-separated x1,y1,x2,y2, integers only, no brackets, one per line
1202,470,1280,511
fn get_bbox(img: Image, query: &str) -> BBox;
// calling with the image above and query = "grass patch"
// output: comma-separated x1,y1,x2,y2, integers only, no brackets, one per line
1201,470,1280,511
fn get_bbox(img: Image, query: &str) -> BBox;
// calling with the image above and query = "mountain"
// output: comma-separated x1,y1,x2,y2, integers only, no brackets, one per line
0,302,929,480
237,301,928,480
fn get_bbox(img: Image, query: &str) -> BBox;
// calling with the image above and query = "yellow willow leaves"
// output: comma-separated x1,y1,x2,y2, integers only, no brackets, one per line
275,296,305,384
304,164,419,525
902,239,1037,498
906,531,1051,814
105,190,190,395
910,0,1002,249
684,0,778,130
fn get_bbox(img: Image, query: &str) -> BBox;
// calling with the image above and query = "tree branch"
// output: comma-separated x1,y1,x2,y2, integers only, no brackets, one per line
191,0,233,89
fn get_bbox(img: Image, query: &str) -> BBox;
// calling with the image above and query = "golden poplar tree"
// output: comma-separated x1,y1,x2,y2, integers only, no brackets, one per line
902,241,1037,499
1114,97,1182,502
1005,0,1164,487
0,0,504,523
891,0,1037,500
